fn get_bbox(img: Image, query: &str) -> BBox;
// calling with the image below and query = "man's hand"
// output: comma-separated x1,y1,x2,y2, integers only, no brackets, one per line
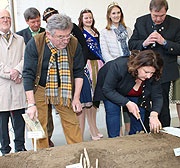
72,78,83,113
149,111,162,133
26,105,38,120
126,101,140,119
25,90,37,119
72,97,82,113
14,77,22,84
9,69,19,81
143,31,165,47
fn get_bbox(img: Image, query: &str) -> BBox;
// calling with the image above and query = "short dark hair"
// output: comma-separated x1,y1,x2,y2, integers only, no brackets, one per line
24,7,40,21
149,0,168,12
43,7,59,22
127,50,163,81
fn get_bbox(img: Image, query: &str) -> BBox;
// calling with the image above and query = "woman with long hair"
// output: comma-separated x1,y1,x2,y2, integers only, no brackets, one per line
78,9,104,140
100,2,132,135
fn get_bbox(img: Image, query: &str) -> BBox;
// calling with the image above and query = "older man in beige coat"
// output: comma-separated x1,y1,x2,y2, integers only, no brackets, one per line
0,9,27,156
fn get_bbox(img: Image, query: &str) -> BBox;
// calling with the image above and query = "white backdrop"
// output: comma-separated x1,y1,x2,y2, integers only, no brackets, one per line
14,0,180,32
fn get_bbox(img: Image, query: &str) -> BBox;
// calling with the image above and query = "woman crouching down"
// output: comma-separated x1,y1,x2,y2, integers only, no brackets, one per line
94,50,163,137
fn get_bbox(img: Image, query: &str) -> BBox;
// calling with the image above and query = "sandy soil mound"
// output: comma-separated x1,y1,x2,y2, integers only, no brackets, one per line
0,133,180,168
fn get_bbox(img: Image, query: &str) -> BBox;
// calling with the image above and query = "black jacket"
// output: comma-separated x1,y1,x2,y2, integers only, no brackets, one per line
93,57,163,114
16,27,45,45
72,23,101,65
128,14,180,83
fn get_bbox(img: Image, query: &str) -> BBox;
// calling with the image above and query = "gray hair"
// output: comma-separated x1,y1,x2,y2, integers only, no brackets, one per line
24,7,40,21
149,0,168,12
46,14,73,36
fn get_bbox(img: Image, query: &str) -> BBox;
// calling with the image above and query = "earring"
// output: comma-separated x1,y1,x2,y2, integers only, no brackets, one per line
135,70,138,76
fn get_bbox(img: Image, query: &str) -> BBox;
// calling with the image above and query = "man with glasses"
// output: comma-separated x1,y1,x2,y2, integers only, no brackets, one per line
17,7,45,45
23,14,84,148
129,0,180,129
0,9,27,156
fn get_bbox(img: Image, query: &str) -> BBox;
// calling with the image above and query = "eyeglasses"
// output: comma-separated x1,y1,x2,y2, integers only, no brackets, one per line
0,16,11,20
54,34,71,41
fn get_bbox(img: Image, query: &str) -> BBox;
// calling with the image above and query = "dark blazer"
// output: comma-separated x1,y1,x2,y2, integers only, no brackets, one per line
128,14,180,83
16,27,45,45
93,57,163,114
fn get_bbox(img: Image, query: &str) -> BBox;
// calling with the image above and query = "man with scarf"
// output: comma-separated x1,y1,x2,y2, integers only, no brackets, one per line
23,14,84,148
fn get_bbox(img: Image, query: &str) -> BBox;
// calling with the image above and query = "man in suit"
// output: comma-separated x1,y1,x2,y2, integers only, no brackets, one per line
128,0,180,127
0,9,26,156
16,7,45,45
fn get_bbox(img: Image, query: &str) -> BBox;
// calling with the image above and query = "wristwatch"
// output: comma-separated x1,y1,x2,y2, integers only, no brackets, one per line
27,104,36,108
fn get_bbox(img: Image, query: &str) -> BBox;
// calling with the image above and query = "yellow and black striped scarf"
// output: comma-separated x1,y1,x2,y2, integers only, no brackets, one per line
45,37,72,106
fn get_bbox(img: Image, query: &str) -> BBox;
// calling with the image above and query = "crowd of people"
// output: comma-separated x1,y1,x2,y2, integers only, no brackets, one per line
0,0,179,156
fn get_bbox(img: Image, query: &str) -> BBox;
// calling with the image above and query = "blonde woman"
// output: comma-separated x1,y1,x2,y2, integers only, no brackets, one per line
100,2,132,135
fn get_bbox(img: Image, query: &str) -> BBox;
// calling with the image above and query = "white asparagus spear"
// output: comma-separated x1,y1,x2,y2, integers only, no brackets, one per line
80,153,83,166
96,158,98,168
83,157,86,168
84,148,90,168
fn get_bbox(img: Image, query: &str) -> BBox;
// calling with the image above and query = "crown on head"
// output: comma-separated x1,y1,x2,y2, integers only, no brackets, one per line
108,2,119,9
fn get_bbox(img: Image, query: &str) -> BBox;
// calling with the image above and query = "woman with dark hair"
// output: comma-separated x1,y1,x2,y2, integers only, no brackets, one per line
77,9,104,140
94,50,163,137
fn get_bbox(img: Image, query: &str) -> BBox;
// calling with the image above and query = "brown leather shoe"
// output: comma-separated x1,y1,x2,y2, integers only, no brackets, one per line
48,138,54,147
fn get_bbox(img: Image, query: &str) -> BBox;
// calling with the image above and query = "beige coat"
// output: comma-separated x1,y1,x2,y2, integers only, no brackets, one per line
0,33,27,111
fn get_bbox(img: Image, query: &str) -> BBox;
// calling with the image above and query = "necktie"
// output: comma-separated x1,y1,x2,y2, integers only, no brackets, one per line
3,33,10,42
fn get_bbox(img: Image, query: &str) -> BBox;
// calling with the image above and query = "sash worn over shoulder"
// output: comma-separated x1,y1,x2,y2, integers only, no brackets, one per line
33,32,78,94
83,29,104,63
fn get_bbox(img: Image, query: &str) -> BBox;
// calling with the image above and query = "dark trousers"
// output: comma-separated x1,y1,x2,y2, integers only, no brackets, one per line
104,97,145,138
159,82,171,127
128,97,146,135
0,109,25,154
47,104,54,138
104,100,121,138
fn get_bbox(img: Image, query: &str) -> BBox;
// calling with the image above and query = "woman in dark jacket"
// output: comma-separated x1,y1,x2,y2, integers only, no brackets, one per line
94,50,163,137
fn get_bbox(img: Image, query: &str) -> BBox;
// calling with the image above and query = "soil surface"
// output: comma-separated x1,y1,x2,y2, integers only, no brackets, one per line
0,133,180,168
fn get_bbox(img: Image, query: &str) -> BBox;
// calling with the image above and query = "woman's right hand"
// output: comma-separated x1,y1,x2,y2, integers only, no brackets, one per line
126,101,140,119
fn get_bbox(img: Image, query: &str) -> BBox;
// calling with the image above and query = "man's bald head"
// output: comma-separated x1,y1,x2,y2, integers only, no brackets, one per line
0,9,11,33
